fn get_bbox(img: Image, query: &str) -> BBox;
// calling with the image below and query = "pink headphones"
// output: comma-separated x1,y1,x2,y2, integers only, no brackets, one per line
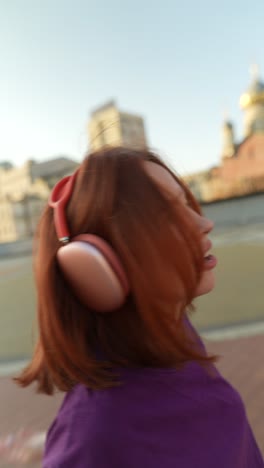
49,170,130,312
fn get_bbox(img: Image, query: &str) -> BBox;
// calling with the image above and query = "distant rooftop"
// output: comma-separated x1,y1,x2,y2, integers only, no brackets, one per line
0,161,14,170
91,100,117,116
31,156,78,180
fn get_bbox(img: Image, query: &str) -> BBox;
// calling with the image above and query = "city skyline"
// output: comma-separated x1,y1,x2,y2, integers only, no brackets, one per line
1,0,264,175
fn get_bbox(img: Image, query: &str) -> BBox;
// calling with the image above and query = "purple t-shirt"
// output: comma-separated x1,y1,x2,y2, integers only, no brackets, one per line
43,319,263,467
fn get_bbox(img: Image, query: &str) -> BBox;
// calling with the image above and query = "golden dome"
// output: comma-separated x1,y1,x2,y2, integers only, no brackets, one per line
240,79,264,109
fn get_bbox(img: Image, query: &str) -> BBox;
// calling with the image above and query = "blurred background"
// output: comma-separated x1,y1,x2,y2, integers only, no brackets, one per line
0,0,263,465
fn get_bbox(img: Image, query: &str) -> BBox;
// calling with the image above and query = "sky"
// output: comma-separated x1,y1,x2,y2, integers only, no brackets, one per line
0,0,264,175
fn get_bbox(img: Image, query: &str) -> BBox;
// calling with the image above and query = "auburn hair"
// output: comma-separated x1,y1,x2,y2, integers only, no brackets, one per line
15,147,218,394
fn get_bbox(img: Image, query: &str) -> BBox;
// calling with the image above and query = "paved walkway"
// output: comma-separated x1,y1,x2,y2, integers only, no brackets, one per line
206,332,264,455
0,332,263,466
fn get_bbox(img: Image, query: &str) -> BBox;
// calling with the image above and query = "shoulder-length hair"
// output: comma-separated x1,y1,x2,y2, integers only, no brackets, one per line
16,147,218,394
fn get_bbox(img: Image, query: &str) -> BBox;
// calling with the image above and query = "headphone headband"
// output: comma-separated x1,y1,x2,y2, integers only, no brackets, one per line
49,170,79,242
48,167,130,311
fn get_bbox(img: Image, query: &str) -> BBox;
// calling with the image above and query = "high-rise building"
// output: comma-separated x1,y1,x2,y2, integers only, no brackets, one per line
88,100,147,151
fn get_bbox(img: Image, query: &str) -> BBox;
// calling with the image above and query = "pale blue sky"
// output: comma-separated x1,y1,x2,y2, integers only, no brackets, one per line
1,0,263,175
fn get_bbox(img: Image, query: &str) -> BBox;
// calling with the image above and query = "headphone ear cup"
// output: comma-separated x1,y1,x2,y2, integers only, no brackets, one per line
56,235,130,312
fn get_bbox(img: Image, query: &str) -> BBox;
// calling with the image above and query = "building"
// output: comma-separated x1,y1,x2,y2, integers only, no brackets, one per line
88,100,147,151
185,70,264,202
0,156,78,243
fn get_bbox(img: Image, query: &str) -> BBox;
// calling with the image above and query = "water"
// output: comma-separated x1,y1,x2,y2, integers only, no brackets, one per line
201,192,264,228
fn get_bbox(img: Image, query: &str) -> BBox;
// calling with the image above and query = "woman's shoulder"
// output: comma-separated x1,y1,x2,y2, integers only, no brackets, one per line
57,383,91,415
43,384,116,467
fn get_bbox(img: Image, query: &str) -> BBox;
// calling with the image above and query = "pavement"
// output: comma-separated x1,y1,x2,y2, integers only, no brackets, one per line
205,332,264,454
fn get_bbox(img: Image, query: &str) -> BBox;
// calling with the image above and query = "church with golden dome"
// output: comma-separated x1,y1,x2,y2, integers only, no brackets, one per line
185,69,264,202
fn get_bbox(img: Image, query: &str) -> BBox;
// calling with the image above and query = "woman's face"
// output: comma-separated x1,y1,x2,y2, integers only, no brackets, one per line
144,162,217,297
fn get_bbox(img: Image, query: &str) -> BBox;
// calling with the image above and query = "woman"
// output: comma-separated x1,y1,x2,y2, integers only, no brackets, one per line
16,147,263,467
